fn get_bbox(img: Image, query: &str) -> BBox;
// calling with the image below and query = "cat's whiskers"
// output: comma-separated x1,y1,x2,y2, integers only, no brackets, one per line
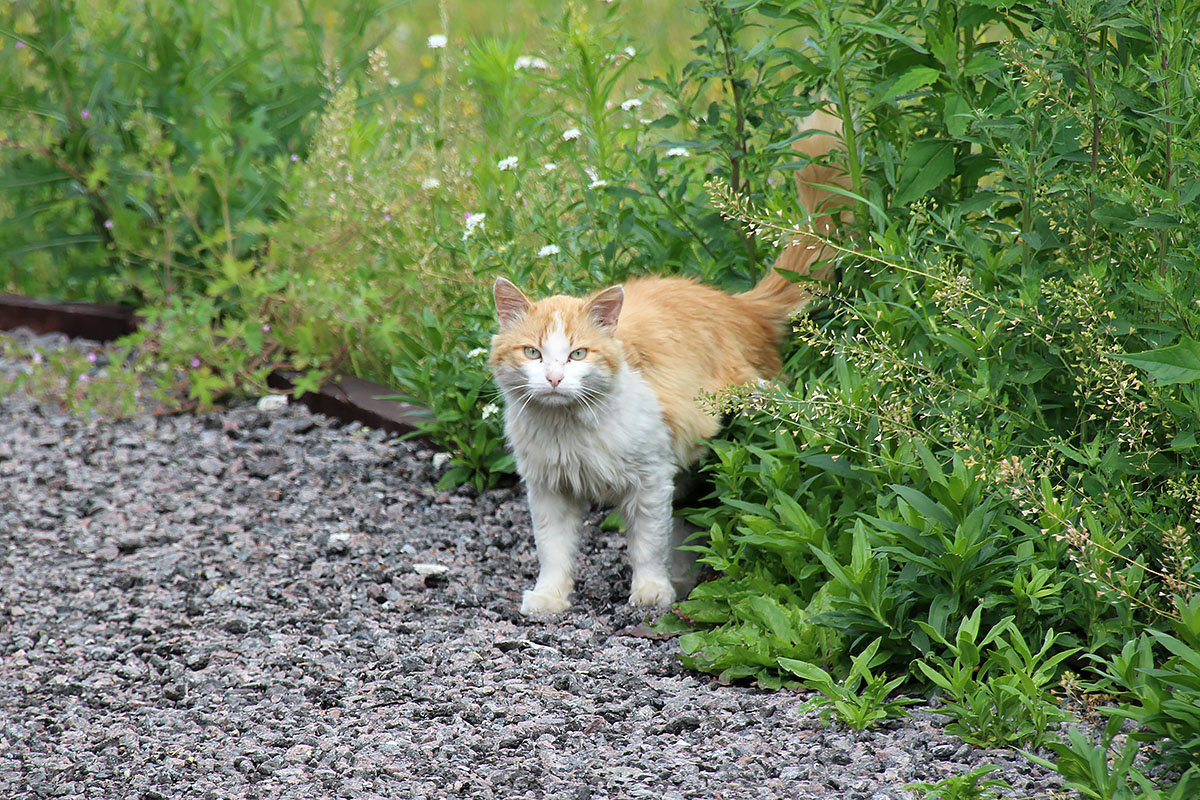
572,390,604,428
577,384,609,412
510,387,540,418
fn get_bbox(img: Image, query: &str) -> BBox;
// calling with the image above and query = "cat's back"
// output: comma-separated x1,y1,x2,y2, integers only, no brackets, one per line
618,276,783,380
614,276,786,455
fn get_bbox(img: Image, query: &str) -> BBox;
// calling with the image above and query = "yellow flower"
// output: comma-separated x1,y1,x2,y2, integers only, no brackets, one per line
413,92,427,107
420,54,434,69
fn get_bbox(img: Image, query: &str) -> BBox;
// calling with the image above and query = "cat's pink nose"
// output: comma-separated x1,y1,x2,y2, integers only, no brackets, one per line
547,375,562,388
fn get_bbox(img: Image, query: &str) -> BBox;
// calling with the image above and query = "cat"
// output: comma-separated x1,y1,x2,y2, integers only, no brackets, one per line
489,110,846,615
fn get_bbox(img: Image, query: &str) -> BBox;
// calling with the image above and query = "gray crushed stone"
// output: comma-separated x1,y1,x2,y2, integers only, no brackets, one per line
0,328,1066,799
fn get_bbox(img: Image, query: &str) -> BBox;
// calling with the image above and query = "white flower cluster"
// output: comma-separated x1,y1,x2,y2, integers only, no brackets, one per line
537,244,560,257
665,147,691,158
462,212,486,241
620,98,643,111
514,56,549,71
497,156,519,171
583,167,607,190
427,34,447,49
562,128,582,141
421,177,441,190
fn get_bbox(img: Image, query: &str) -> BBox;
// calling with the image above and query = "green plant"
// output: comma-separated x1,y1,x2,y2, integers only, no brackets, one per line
0,333,174,418
1094,597,1200,775
1029,720,1200,800
778,636,919,729
387,305,513,491
906,765,1011,800
915,608,1077,749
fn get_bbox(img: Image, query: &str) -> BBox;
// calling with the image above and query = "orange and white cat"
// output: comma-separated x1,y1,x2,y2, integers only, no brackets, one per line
489,110,845,614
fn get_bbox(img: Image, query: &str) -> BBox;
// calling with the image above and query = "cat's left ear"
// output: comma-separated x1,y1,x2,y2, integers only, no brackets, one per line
585,285,624,331
493,277,532,330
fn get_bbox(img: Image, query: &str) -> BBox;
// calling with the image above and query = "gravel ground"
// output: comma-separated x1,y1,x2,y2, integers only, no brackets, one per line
0,329,1067,800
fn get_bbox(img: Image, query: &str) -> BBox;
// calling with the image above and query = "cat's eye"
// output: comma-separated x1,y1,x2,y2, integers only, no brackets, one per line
523,346,541,359
569,348,588,361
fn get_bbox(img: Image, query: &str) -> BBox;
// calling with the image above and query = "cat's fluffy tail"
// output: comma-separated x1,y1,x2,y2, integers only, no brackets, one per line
739,106,847,316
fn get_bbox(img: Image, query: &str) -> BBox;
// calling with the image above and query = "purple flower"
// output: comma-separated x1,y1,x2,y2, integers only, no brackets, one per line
81,109,90,120
262,324,271,332
87,352,98,363
104,219,113,229
384,214,392,222
290,153,298,162
79,374,89,383
190,357,201,368
15,41,24,50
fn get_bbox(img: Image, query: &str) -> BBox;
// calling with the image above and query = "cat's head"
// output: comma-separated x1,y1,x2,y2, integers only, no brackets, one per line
489,277,624,408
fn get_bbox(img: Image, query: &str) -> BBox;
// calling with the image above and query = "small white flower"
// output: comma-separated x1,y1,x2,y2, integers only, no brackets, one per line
665,146,691,158
588,178,609,190
497,156,519,171
421,177,441,190
467,347,488,359
537,244,560,257
543,162,558,173
620,98,643,111
427,34,447,49
462,212,486,241
624,46,636,58
481,403,500,420
639,118,653,125
562,128,582,141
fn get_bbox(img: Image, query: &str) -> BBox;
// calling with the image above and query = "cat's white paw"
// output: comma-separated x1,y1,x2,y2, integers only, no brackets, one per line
629,576,676,608
520,588,571,615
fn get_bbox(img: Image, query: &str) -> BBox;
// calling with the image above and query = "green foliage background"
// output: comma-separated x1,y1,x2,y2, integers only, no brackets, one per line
3,0,1200,796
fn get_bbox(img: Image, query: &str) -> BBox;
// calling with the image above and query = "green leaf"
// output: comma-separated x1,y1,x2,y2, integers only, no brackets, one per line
777,657,833,685
1110,338,1200,385
893,141,954,207
943,91,971,137
873,67,940,107
890,484,956,530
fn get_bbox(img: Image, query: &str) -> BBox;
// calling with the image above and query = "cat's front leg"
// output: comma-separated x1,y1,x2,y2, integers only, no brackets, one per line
622,474,677,609
521,482,584,615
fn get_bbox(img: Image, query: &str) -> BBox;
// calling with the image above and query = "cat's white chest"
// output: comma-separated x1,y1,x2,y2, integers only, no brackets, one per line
503,367,673,501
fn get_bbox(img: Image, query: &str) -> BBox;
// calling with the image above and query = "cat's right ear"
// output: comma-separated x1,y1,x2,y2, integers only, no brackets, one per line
493,277,532,330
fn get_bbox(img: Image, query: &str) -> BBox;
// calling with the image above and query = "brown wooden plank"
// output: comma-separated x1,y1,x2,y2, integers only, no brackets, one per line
0,294,140,342
267,371,433,439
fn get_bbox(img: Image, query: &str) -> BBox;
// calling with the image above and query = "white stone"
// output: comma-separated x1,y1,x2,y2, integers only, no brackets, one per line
256,394,288,412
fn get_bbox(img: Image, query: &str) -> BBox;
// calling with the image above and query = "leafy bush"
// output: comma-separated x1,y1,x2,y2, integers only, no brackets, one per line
0,0,380,302
662,0,1200,793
